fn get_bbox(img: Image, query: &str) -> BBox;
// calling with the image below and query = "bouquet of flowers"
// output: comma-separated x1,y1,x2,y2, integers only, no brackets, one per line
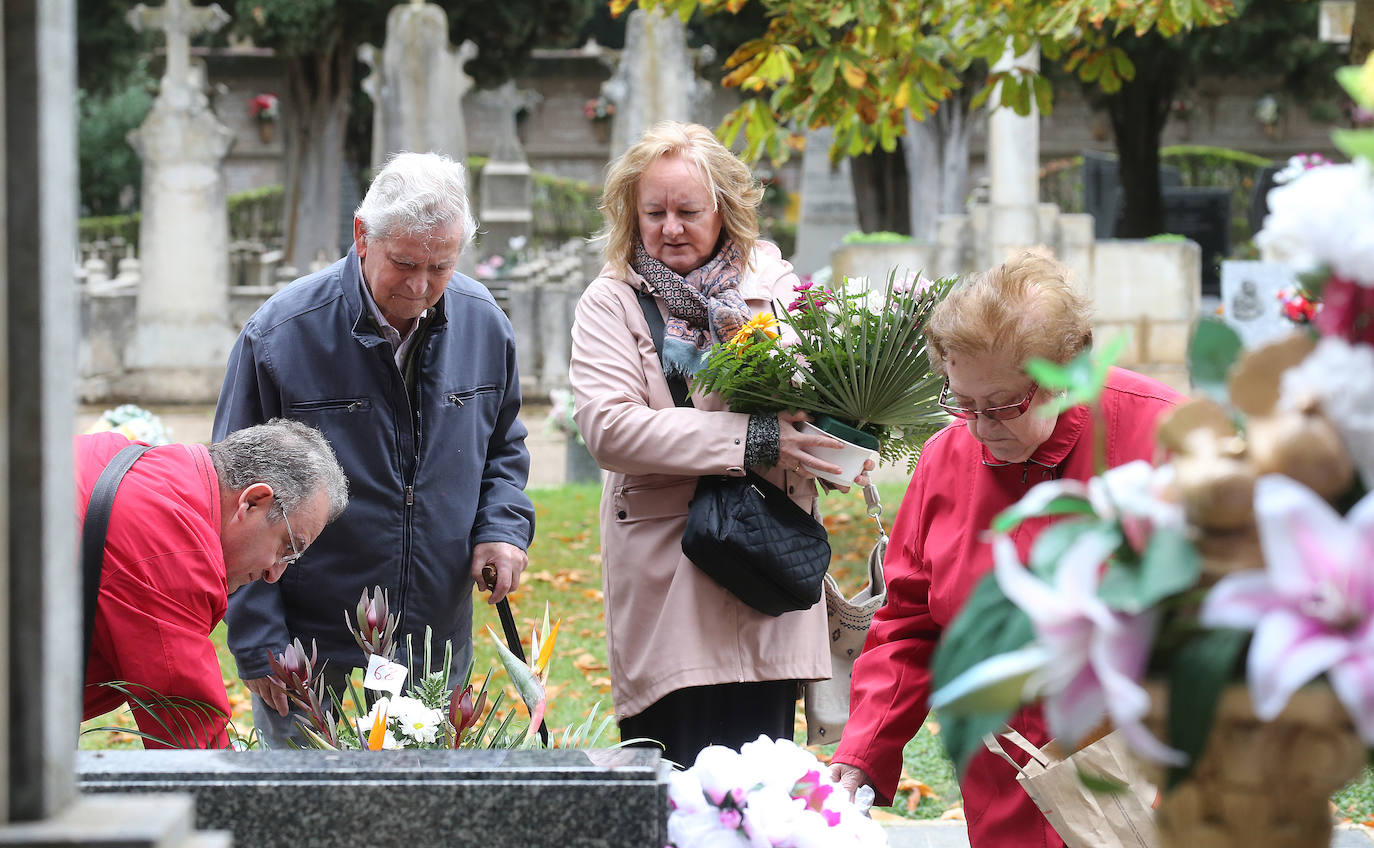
265,586,571,750
692,270,953,469
248,92,279,124
584,95,615,120
666,735,888,847
546,388,583,444
85,404,172,446
927,57,1374,847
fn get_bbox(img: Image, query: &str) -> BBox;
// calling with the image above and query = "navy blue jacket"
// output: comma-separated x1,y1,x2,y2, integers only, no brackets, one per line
214,248,535,679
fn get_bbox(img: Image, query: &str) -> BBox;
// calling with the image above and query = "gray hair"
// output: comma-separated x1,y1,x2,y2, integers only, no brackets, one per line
209,420,349,522
354,151,477,248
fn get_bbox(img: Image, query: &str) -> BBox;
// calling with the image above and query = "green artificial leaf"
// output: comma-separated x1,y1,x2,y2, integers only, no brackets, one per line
931,645,1050,714
1333,128,1374,164
1027,520,1098,578
1098,527,1201,614
1076,768,1128,794
1187,318,1242,404
931,573,1036,772
991,494,1094,534
1166,627,1249,788
1337,66,1373,111
1026,334,1127,417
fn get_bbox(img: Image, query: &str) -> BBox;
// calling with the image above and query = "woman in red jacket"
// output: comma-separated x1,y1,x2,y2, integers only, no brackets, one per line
829,249,1182,846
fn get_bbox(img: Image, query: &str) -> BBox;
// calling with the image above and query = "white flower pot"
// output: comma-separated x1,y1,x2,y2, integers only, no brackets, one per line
797,421,879,487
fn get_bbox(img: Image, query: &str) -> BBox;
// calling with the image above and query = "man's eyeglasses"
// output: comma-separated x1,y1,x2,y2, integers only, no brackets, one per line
275,496,305,567
938,380,1039,421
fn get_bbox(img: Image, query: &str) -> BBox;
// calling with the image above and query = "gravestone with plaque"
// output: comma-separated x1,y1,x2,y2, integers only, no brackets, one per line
1080,152,1182,239
1220,260,1298,347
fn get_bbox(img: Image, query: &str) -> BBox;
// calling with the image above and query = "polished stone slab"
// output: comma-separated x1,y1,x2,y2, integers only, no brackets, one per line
79,748,669,848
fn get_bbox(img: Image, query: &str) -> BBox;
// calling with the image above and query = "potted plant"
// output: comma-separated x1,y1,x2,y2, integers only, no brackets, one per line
693,269,953,482
927,57,1374,847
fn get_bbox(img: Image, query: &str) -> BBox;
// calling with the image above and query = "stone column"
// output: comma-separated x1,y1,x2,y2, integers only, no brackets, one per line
986,41,1041,263
0,2,228,842
362,0,477,171
124,0,238,402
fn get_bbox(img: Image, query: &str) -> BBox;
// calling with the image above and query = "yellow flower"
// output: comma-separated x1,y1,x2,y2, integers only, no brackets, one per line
1362,53,1374,105
728,312,780,347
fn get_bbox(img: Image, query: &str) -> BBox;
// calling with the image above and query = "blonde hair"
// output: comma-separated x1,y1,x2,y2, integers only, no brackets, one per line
925,248,1093,375
595,121,764,276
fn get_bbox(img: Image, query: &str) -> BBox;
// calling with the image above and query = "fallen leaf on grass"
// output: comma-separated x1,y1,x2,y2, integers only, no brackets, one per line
811,750,832,764
526,570,556,584
582,588,604,602
940,806,965,821
587,553,602,565
589,677,612,692
573,653,606,673
869,809,905,823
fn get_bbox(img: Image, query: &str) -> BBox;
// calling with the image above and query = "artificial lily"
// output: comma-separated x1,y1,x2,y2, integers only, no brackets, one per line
1200,475,1374,741
991,531,1184,764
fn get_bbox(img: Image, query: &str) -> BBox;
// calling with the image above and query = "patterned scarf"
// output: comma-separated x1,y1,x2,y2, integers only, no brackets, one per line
631,239,749,378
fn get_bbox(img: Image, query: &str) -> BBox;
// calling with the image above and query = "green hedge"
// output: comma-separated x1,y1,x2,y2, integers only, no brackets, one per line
80,160,605,249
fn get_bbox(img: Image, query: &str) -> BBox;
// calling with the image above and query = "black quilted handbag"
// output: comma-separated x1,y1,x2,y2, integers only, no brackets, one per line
681,471,831,617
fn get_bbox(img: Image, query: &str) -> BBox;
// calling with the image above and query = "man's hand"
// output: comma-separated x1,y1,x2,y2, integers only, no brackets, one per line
243,676,289,717
471,541,528,604
829,762,875,803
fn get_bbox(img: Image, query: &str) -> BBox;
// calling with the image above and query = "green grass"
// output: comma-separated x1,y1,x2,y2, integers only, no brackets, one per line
78,479,1374,824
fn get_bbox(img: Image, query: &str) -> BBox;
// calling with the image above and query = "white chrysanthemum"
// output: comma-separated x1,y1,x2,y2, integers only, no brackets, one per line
1256,159,1374,286
387,695,443,745
1279,337,1374,487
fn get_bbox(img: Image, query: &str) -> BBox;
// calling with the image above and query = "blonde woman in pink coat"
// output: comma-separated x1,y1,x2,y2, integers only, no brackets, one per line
569,121,868,765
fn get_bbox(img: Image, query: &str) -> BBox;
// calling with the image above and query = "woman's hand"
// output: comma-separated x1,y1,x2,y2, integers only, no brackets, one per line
776,410,845,481
829,762,875,803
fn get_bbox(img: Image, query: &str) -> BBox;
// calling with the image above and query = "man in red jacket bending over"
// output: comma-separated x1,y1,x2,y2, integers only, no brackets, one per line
76,419,349,748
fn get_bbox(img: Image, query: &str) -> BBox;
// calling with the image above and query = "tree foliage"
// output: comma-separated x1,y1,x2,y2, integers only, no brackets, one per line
629,0,1236,165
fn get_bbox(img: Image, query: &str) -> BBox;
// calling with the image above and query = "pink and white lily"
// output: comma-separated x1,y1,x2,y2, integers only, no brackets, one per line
1200,475,1374,740
992,531,1185,764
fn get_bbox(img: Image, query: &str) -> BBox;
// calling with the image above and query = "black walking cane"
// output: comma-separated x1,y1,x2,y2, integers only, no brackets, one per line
482,564,551,746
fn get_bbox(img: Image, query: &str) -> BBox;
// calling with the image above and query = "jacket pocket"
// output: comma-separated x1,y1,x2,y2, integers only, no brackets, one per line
445,385,499,407
613,478,697,524
289,397,373,414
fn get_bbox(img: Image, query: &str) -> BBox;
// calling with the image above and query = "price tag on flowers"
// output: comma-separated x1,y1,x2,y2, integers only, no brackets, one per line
363,653,408,696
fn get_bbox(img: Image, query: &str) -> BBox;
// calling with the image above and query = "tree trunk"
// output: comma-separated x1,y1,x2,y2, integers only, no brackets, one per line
849,145,911,235
1353,0,1374,64
903,91,973,242
1106,43,1178,238
282,37,355,272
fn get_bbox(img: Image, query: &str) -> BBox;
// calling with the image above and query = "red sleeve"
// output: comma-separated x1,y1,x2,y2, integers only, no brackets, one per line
831,459,941,804
95,558,231,749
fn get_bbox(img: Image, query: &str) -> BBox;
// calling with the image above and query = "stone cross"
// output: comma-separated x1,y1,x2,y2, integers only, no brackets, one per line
126,0,230,109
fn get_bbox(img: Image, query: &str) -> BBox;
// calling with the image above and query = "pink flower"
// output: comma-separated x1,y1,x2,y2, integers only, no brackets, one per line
1200,475,1374,740
992,532,1184,764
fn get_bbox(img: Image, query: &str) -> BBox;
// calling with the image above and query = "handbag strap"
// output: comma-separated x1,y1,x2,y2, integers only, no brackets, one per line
999,727,1057,766
636,288,694,409
81,443,152,676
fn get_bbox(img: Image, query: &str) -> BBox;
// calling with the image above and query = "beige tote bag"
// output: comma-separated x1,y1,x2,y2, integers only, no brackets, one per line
804,485,888,745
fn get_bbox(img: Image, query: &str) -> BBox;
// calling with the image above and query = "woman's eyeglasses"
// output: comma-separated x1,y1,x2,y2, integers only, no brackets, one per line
938,380,1039,421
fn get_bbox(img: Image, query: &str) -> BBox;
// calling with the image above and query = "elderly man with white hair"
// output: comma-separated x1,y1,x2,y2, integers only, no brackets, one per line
214,152,536,749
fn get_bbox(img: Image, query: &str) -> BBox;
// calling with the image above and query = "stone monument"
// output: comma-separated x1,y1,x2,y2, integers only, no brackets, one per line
792,128,861,275
123,0,239,402
360,0,478,171
476,81,537,258
986,42,1042,263
602,7,698,155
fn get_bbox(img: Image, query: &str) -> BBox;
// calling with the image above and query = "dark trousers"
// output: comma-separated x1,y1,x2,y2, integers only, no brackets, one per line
618,679,798,768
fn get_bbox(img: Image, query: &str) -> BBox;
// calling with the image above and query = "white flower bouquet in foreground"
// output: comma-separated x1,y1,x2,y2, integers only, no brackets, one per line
667,735,888,847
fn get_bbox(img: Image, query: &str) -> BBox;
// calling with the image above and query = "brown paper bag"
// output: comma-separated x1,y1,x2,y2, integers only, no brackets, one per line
983,728,1158,848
